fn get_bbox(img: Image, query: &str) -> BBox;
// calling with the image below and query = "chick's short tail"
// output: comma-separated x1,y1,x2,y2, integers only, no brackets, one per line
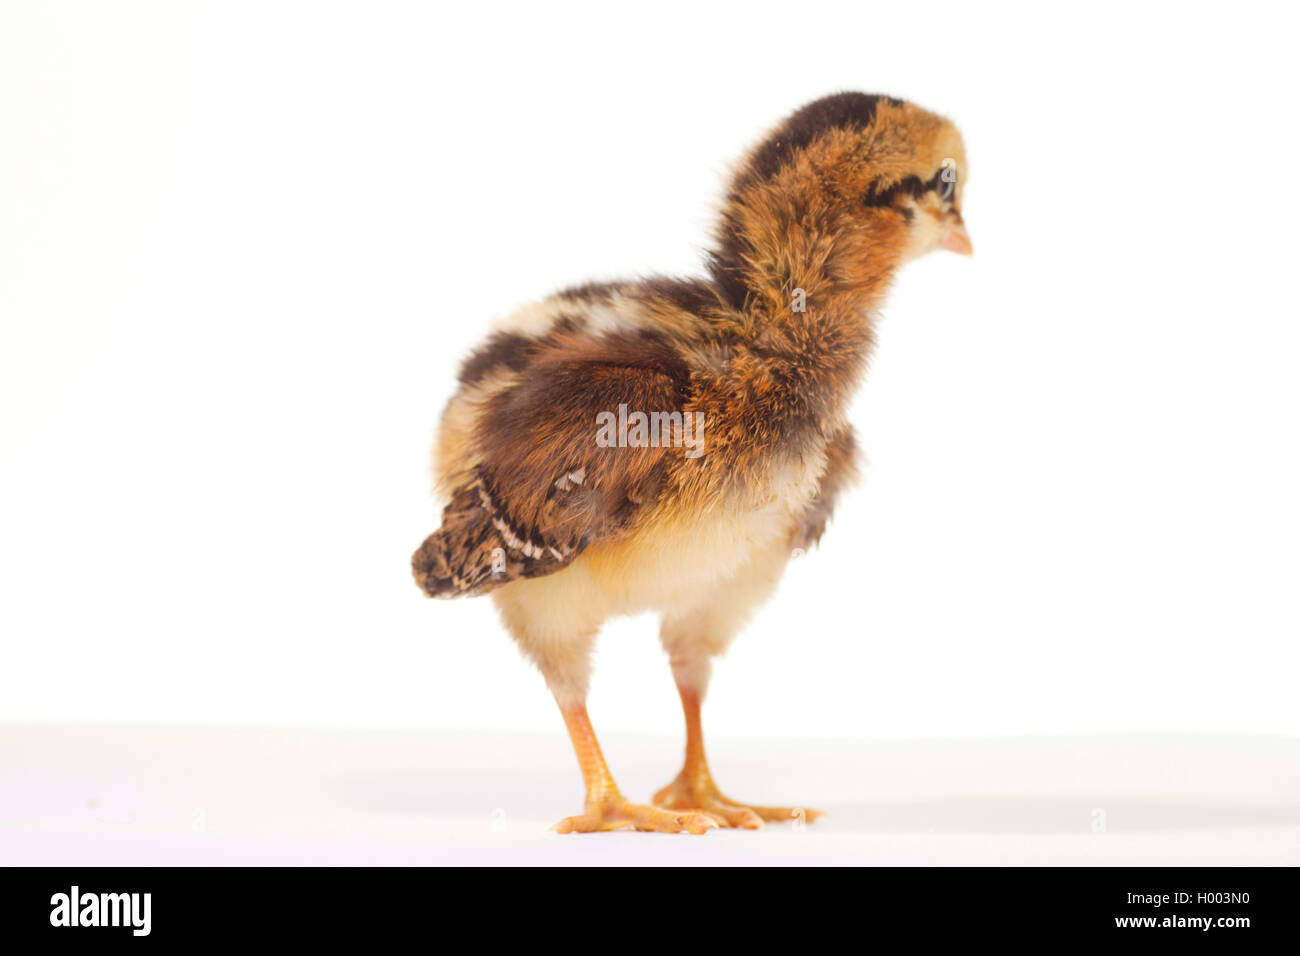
411,529,476,598
411,478,575,598
411,481,505,598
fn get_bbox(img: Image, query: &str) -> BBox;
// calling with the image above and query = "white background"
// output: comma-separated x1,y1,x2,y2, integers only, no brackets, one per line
3,0,1298,745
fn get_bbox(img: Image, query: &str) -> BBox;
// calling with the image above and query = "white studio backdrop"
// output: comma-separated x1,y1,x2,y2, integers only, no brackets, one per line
2,1,1297,741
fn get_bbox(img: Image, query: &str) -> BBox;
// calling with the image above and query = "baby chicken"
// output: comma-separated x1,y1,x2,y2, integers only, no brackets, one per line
413,92,971,833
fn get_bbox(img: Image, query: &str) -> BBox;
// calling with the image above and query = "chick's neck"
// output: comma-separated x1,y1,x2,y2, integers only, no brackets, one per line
710,181,908,421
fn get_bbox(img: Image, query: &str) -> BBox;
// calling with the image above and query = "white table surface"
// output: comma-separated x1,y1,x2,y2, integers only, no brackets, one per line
2,726,1297,866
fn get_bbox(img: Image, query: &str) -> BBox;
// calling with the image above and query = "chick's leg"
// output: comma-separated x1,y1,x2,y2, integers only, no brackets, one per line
652,669,824,828
494,582,716,834
492,586,712,834
654,540,824,828
552,701,717,835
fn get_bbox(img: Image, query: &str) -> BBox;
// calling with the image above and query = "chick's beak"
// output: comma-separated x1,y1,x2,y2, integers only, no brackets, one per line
940,217,973,256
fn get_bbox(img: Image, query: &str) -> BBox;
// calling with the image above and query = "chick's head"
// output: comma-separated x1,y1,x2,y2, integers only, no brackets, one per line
737,92,972,266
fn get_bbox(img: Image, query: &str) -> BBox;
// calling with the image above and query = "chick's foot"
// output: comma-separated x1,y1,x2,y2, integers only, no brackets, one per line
552,797,718,835
652,774,824,829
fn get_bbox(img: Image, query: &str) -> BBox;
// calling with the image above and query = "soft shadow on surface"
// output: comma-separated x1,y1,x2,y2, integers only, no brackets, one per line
327,733,1300,834
819,800,1300,835
330,768,574,822
329,773,1300,834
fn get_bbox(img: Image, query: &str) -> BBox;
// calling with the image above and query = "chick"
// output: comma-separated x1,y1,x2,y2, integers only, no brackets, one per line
413,92,971,833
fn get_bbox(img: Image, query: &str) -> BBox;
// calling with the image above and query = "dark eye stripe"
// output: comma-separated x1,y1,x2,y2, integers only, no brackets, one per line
863,168,953,209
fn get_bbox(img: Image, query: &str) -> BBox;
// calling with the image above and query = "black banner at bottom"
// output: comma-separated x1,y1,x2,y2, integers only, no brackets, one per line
0,865,1292,944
